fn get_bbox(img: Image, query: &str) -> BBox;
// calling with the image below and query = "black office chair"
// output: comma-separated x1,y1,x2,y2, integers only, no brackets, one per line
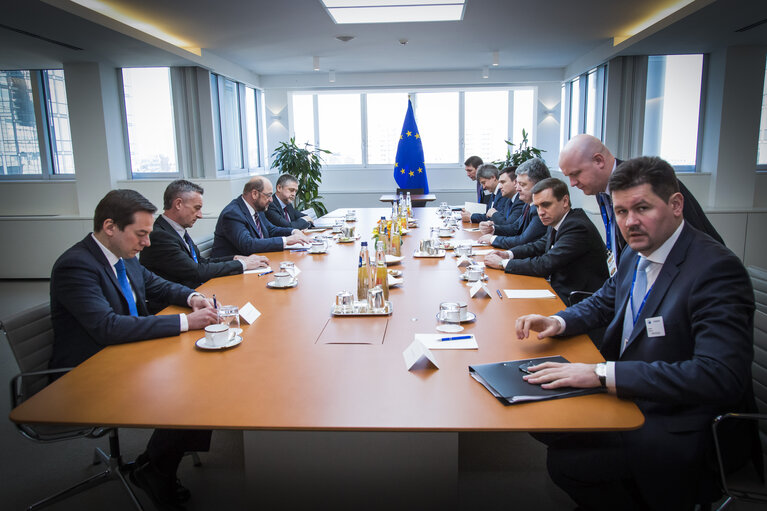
710,266,767,509
568,290,594,306
2,302,144,511
396,187,427,208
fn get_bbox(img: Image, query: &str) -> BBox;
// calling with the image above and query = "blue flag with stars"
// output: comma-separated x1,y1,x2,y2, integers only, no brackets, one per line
394,99,429,193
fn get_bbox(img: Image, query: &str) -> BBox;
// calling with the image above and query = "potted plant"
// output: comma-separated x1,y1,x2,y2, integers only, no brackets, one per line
493,129,545,169
270,137,330,217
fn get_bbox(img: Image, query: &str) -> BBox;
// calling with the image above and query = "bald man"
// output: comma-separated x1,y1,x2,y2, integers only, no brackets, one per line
558,134,722,270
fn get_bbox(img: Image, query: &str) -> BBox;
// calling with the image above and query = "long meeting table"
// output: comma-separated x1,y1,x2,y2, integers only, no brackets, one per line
10,207,643,509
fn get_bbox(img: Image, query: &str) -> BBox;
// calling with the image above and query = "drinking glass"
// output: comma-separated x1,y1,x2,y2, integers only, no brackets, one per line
218,305,240,339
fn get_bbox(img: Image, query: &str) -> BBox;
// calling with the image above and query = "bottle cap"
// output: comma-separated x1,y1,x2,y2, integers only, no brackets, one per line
361,241,367,246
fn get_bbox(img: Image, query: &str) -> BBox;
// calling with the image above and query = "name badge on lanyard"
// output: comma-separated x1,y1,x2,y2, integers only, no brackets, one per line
606,250,617,277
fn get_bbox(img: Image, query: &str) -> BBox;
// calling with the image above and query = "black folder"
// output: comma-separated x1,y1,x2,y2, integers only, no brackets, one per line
469,355,605,405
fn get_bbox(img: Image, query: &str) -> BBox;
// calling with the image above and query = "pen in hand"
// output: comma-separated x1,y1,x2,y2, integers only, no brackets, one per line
212,294,217,309
439,335,472,342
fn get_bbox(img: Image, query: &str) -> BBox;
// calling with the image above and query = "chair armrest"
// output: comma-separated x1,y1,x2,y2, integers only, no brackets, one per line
712,413,767,496
10,367,73,409
568,291,594,306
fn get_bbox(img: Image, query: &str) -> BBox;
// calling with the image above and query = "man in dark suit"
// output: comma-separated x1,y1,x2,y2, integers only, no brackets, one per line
464,155,490,205
140,180,269,299
484,178,608,303
50,189,219,511
461,164,508,223
211,176,312,257
265,173,314,229
515,157,757,510
559,134,724,271
478,158,549,249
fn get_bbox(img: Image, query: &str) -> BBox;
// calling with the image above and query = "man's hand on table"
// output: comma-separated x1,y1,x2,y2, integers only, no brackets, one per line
460,209,472,223
479,221,494,234
235,254,270,269
484,252,507,269
515,314,562,340
523,362,600,389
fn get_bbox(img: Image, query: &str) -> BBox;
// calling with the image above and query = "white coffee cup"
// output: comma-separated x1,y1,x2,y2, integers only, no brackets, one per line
204,323,230,347
309,240,327,253
439,227,452,236
466,264,484,281
273,271,293,287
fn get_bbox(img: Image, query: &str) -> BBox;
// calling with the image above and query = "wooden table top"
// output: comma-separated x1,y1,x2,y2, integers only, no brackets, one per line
379,194,436,203
10,208,643,432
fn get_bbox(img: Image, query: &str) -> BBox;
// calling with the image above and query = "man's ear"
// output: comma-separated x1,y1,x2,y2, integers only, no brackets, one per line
669,191,684,217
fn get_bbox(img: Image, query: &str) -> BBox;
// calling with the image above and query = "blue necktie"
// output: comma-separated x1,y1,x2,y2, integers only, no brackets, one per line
620,256,651,355
114,259,138,317
183,231,198,263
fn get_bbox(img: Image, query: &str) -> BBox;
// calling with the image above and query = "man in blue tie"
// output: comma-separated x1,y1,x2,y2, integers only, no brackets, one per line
514,157,757,510
50,189,219,510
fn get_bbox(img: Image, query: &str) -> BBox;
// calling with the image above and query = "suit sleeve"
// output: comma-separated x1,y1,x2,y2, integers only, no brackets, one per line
262,213,295,238
265,203,292,228
492,215,548,250
505,221,595,277
218,209,284,253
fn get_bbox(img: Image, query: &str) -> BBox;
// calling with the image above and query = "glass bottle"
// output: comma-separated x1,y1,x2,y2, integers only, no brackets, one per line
390,217,401,257
406,191,412,218
357,241,370,301
374,241,389,300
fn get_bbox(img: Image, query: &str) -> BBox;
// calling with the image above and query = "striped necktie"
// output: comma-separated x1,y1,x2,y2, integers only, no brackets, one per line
283,206,290,221
253,213,265,238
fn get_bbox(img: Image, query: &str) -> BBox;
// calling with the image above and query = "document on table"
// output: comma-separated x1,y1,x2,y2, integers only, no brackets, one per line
244,266,273,275
472,248,494,256
503,289,556,299
463,201,486,215
415,334,478,350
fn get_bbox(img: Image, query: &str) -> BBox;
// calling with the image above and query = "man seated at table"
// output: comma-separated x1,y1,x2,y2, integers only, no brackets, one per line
478,158,549,248
464,155,490,205
461,164,507,223
140,180,269,303
514,156,758,510
49,189,219,511
484,178,608,303
211,176,312,257
265,173,314,229
480,166,525,229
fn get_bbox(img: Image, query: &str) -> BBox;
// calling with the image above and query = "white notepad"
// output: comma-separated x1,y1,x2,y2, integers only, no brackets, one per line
414,334,478,350
503,289,556,299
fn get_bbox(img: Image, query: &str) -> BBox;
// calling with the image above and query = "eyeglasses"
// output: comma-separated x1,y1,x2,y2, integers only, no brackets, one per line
257,190,274,199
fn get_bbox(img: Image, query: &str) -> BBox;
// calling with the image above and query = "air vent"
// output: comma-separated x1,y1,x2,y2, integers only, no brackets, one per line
735,18,767,33
0,23,83,50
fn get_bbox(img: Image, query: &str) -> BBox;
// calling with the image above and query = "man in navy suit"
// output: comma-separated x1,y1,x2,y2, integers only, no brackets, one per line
464,155,490,205
50,189,219,510
461,164,508,223
211,176,312,257
515,157,756,510
140,180,269,299
265,173,314,229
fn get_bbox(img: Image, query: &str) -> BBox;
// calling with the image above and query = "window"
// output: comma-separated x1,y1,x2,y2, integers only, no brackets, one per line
561,65,607,146
584,67,606,138
0,69,75,178
289,88,536,167
122,67,178,175
758,58,767,168
643,54,704,169
244,87,261,169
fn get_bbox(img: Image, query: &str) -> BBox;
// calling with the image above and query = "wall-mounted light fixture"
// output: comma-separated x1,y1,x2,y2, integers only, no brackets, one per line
313,56,320,71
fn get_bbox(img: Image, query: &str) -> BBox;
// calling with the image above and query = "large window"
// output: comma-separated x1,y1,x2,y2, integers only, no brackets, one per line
122,67,178,176
290,88,536,167
561,65,606,145
643,54,704,170
758,58,767,168
0,69,75,178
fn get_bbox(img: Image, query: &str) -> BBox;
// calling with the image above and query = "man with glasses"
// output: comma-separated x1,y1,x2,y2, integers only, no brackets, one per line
211,176,312,257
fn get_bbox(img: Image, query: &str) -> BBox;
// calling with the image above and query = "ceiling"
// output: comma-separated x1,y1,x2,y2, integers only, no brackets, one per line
1,0,766,77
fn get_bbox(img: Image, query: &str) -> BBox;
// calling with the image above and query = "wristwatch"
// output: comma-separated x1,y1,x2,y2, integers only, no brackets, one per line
595,363,607,388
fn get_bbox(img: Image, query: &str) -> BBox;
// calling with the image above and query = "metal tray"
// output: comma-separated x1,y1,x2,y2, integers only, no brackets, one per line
332,301,393,316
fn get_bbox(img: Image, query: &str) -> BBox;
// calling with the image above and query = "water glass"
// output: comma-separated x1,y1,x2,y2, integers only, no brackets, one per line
218,305,240,339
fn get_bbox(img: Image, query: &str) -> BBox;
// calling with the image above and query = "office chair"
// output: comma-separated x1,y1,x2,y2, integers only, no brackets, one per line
396,187,427,208
195,233,215,260
711,266,767,509
2,302,145,511
568,290,594,306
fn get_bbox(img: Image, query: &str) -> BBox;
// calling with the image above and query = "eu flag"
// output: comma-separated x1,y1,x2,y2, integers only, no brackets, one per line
393,99,429,193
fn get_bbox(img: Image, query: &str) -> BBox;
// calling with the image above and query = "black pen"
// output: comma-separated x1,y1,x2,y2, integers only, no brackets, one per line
212,294,217,309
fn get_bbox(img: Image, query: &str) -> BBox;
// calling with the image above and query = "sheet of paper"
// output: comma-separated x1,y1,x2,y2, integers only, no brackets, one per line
469,280,492,298
403,339,439,370
463,201,486,215
244,266,273,275
239,302,261,324
285,243,310,250
414,334,478,350
503,289,556,299
472,248,494,256
463,227,481,232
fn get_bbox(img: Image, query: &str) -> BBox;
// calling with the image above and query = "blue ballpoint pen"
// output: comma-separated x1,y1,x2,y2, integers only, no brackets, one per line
259,270,273,277
439,335,472,342
212,294,217,309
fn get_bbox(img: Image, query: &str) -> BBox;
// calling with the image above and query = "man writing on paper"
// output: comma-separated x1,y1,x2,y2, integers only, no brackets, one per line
478,158,549,248
265,173,314,230
514,157,757,510
461,164,507,223
484,178,608,303
140,180,269,301
558,134,723,273
211,176,312,257
49,189,218,511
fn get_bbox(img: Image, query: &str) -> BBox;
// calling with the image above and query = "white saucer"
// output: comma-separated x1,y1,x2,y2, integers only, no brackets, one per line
436,324,464,333
307,250,328,254
459,274,488,282
267,279,298,289
195,335,242,350
435,312,477,323
385,255,404,265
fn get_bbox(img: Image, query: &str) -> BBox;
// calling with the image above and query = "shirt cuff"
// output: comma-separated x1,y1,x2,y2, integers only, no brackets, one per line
490,235,497,243
281,237,288,248
501,258,510,268
551,315,566,335
605,361,617,394
238,258,248,270
180,314,189,332
186,292,203,306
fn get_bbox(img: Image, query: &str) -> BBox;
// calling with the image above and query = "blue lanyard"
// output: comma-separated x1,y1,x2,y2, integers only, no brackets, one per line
629,258,653,325
598,197,612,253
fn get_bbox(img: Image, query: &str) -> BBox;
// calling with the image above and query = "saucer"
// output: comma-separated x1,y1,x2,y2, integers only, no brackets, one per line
385,254,404,265
413,249,446,258
337,237,357,243
435,312,477,323
459,274,488,282
436,324,464,333
267,279,298,289
438,232,455,238
308,249,328,254
195,335,242,350
387,269,403,278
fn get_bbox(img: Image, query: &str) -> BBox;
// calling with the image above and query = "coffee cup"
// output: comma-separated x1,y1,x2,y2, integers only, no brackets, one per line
439,302,461,323
273,271,293,287
456,302,470,320
309,240,327,253
204,324,230,347
438,227,452,237
466,264,485,281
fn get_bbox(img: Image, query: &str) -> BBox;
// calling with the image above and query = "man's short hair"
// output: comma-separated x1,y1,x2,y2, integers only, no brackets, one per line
276,174,298,188
532,178,570,201
476,164,499,181
609,156,679,202
500,166,518,180
243,177,266,195
515,158,550,184
163,180,204,210
94,190,157,232
464,155,483,169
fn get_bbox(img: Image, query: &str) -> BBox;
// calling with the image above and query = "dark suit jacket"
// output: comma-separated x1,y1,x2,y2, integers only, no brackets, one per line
556,223,757,501
266,199,312,230
490,205,547,249
140,215,243,291
504,208,608,302
490,194,524,226
470,189,507,223
211,197,294,257
49,235,195,369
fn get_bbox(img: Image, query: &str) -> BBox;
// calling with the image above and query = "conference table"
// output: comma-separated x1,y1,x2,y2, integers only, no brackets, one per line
10,207,642,508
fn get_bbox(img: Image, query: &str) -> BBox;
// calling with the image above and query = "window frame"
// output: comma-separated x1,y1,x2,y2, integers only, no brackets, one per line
561,64,607,145
756,54,767,172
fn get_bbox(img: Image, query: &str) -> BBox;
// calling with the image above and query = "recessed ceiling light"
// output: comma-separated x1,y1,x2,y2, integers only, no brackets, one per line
320,1,465,24
335,35,355,42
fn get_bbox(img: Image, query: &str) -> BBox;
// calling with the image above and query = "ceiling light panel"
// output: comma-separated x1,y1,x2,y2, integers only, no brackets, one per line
327,5,465,24
323,0,460,6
